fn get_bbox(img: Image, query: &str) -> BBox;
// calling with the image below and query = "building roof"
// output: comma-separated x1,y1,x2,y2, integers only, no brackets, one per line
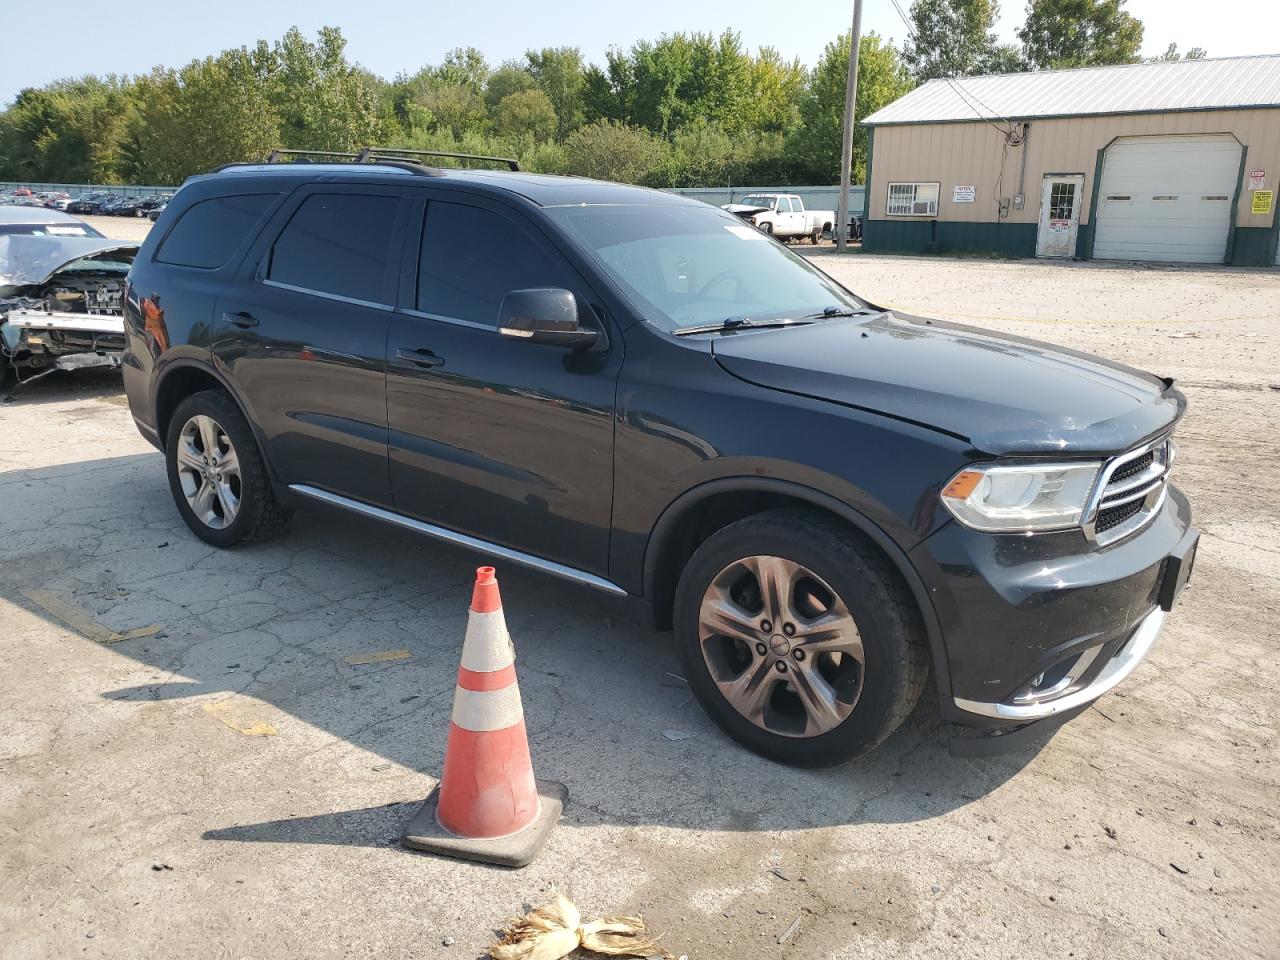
863,54,1280,126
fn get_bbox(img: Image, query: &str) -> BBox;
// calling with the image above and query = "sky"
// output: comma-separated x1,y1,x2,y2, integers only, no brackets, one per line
4,0,1277,106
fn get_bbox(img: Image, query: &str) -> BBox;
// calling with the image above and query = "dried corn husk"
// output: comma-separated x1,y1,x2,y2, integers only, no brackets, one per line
489,894,669,960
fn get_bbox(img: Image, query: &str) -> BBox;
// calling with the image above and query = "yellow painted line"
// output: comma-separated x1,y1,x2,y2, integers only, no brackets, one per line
23,589,164,644
202,698,278,737
343,649,413,665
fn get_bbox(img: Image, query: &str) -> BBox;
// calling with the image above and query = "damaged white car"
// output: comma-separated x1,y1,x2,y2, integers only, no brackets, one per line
0,236,139,386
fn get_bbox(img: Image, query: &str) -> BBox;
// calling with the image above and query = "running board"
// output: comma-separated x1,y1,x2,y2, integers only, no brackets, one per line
288,484,628,597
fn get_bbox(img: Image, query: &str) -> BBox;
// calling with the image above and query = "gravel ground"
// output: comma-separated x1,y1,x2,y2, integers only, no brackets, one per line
2,235,1277,959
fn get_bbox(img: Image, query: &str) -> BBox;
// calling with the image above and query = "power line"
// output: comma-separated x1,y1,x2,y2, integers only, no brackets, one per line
888,0,1023,141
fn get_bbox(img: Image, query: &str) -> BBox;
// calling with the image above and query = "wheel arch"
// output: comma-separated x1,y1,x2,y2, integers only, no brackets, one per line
153,361,276,481
641,476,952,702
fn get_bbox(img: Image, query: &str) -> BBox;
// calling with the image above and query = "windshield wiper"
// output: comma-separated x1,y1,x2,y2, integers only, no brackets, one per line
671,317,814,337
798,304,881,320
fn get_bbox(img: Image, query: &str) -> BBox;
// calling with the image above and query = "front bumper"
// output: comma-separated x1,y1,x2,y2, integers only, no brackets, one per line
912,484,1195,733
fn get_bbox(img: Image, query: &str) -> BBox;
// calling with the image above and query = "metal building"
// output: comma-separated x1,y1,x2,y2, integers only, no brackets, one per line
861,55,1280,266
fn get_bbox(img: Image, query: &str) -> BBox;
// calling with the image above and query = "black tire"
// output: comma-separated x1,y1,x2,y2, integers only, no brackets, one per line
761,221,773,235
164,389,291,547
811,226,822,244
674,508,928,767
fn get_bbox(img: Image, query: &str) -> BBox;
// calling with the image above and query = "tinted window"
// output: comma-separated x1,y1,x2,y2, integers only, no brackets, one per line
418,201,568,325
156,194,275,269
269,194,400,304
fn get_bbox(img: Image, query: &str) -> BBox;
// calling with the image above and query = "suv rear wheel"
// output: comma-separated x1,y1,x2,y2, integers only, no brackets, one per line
674,509,928,766
165,390,290,547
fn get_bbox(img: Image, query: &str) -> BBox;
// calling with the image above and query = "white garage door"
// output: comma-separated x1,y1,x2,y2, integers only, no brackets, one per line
1093,134,1241,263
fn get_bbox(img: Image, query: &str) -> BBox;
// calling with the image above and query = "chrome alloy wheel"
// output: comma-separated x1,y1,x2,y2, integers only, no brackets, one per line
698,555,865,738
175,415,241,529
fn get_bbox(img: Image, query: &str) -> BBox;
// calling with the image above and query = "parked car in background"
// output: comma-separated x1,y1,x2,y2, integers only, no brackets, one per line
123,154,1198,767
723,193,836,244
67,193,113,215
146,200,168,221
0,235,137,385
0,206,105,238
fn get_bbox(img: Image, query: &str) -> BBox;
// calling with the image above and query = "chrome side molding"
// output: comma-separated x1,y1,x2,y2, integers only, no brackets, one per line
288,484,629,597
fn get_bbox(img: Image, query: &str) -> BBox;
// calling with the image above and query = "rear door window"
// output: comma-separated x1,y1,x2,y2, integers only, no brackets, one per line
156,194,276,269
417,200,569,326
267,193,400,305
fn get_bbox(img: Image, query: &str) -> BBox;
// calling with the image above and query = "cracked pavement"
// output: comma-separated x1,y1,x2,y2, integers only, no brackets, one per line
1,251,1277,959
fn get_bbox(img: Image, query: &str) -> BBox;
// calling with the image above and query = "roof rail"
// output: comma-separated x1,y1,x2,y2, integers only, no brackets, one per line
249,146,521,174
356,147,520,172
265,149,361,163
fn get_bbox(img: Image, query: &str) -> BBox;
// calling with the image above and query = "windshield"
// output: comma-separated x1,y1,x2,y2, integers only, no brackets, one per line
738,195,777,209
546,204,863,333
0,222,102,239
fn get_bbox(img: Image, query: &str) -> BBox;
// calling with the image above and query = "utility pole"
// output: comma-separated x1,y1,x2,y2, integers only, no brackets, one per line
836,0,863,252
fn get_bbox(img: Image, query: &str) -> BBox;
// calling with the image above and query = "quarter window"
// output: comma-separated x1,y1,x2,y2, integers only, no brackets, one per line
886,182,940,217
268,194,399,304
156,194,276,269
417,201,569,325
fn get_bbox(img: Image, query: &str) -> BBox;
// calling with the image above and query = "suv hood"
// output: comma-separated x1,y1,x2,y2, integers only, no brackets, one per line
711,311,1184,456
0,236,139,292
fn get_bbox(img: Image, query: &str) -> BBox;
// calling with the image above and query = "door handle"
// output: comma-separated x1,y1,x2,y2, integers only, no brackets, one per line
395,347,444,369
223,311,258,328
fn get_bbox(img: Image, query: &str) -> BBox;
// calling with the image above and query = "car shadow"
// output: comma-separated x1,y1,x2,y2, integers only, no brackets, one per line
1,366,125,406
2,450,1056,847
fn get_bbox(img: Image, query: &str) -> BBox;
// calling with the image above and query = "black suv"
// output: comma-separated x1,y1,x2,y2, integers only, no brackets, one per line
123,151,1198,766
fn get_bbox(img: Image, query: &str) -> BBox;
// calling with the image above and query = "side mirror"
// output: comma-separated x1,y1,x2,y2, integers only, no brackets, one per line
498,288,598,349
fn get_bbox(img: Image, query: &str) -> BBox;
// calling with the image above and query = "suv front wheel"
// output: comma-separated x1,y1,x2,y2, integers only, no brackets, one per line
674,509,928,766
165,390,290,547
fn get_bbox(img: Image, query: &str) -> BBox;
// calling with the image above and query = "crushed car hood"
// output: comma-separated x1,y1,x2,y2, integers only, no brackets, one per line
722,203,771,217
711,311,1185,456
0,235,139,291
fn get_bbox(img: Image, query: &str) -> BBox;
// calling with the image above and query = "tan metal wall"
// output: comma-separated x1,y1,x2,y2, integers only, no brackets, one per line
868,109,1280,229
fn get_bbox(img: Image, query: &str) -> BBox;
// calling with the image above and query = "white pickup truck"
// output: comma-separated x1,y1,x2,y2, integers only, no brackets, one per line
721,193,836,243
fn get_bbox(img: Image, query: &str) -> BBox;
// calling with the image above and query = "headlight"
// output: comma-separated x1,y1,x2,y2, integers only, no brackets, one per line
941,462,1101,533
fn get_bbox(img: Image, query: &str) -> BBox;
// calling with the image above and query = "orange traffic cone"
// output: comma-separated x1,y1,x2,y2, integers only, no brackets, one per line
402,566,567,867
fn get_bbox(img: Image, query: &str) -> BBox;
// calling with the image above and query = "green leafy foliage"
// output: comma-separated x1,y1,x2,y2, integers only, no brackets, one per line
1019,0,1145,69
903,0,1024,79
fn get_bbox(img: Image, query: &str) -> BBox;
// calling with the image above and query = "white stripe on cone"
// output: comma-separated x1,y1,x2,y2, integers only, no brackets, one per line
451,684,525,732
460,609,515,672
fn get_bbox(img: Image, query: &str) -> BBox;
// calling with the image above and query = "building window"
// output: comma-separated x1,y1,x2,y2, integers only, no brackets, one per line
887,182,940,217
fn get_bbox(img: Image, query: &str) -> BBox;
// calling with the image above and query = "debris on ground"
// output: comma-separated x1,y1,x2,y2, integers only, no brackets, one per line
1171,863,1190,875
661,729,693,742
489,894,668,960
1103,825,1118,840
769,867,792,881
777,916,801,944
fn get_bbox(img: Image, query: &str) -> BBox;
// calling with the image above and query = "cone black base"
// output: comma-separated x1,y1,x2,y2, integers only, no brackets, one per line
401,778,567,868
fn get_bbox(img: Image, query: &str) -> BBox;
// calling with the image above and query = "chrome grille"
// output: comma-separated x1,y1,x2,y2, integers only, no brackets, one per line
1085,435,1174,546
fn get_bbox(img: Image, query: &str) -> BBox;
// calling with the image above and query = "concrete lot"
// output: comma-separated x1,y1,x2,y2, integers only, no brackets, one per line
2,222,1278,959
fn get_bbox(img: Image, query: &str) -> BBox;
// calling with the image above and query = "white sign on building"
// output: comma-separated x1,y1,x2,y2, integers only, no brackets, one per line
953,184,976,203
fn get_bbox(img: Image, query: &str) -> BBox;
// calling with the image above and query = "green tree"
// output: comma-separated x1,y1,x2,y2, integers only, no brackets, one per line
270,27,388,151
525,47,586,138
904,0,1021,80
485,62,536,110
791,32,914,183
561,120,667,183
614,30,755,136
0,77,134,183
494,89,558,143
1019,0,1145,69
747,48,807,134
1149,43,1207,62
128,50,279,183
